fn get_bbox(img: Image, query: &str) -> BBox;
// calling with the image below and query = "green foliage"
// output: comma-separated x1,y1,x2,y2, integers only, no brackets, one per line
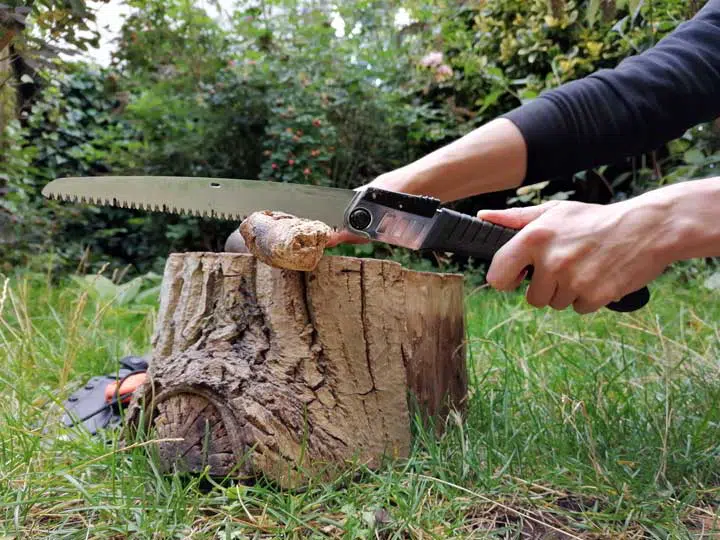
27,0,112,52
0,66,145,273
2,0,716,274
70,271,162,306
399,0,699,145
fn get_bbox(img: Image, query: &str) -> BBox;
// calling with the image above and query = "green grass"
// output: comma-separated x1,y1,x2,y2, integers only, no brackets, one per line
1,264,720,538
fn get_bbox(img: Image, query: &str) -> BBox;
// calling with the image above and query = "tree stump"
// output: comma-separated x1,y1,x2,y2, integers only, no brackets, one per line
131,252,466,488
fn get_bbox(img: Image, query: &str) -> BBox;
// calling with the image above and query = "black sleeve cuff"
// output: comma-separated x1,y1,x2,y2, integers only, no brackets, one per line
501,97,572,186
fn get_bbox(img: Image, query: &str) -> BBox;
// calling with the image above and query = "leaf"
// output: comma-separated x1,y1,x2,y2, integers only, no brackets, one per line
70,275,144,305
116,277,145,305
547,190,575,201
683,149,706,166
485,66,505,82
479,89,502,112
517,181,549,195
133,285,162,304
519,89,538,105
704,272,720,291
361,511,376,528
628,0,644,20
586,0,601,26
71,275,118,300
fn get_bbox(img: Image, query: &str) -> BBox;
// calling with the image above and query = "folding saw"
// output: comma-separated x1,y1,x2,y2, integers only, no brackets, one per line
42,175,650,312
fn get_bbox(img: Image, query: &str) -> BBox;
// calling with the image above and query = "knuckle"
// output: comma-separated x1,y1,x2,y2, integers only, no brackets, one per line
527,294,545,308
573,298,599,314
523,225,554,247
573,287,618,314
568,277,591,296
549,296,572,311
486,274,501,289
544,254,570,275
486,268,506,290
526,286,550,308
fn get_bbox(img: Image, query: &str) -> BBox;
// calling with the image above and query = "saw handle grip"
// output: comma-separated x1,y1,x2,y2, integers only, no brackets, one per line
419,208,650,313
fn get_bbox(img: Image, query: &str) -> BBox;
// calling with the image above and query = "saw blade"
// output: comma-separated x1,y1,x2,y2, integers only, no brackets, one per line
42,176,355,227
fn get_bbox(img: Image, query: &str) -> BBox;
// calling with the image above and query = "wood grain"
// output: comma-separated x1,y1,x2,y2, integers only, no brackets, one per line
127,253,466,487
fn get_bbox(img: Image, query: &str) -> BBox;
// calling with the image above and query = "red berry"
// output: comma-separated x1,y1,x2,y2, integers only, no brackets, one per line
288,159,295,166
271,163,278,169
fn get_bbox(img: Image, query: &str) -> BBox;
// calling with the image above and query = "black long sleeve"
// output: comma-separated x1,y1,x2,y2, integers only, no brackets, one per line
502,0,720,185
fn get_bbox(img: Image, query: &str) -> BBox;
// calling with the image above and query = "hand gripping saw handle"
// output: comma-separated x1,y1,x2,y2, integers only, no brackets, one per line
344,188,649,313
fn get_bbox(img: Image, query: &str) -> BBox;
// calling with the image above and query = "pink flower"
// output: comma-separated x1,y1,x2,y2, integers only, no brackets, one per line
303,168,311,175
312,119,322,127
271,163,278,170
434,64,454,82
311,149,320,157
420,51,443,68
288,159,295,166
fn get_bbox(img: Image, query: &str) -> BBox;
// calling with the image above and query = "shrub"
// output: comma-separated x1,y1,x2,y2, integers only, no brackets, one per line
3,0,716,275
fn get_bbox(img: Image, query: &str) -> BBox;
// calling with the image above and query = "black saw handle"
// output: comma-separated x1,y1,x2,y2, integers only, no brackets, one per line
420,208,649,313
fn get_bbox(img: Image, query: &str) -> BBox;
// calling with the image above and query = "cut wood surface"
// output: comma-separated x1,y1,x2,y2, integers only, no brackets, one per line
129,252,466,488
238,211,331,271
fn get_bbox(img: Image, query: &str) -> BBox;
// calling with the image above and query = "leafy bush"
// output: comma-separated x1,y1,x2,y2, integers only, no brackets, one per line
400,0,717,204
2,0,716,276
1,66,146,274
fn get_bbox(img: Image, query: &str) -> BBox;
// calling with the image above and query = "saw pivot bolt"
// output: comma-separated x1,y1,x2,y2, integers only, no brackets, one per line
349,207,372,231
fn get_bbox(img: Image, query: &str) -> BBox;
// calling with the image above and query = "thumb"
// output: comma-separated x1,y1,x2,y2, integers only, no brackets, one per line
326,229,370,248
477,201,560,230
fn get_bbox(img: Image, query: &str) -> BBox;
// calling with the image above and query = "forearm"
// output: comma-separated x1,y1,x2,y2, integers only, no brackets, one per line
628,177,720,263
372,118,527,202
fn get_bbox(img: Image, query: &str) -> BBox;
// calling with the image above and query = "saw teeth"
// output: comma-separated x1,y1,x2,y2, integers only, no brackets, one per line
45,193,239,222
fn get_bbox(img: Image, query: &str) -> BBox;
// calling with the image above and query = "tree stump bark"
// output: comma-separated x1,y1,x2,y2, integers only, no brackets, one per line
130,252,466,488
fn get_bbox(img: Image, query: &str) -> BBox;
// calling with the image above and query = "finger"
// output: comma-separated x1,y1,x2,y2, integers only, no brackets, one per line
573,281,627,314
572,296,604,315
477,201,560,230
549,285,577,311
326,229,370,248
525,269,557,308
486,240,533,291
507,267,529,290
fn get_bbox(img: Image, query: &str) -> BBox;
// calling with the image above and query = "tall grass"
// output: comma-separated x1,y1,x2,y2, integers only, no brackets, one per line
1,265,719,538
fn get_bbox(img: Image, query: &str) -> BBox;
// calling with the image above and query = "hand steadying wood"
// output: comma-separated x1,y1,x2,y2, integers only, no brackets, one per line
237,210,332,271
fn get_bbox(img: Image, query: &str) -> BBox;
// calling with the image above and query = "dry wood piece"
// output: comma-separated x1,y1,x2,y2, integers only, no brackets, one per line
128,252,466,488
224,229,249,254
238,210,332,271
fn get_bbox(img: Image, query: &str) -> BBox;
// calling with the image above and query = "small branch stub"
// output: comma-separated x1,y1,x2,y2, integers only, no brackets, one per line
238,211,332,271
